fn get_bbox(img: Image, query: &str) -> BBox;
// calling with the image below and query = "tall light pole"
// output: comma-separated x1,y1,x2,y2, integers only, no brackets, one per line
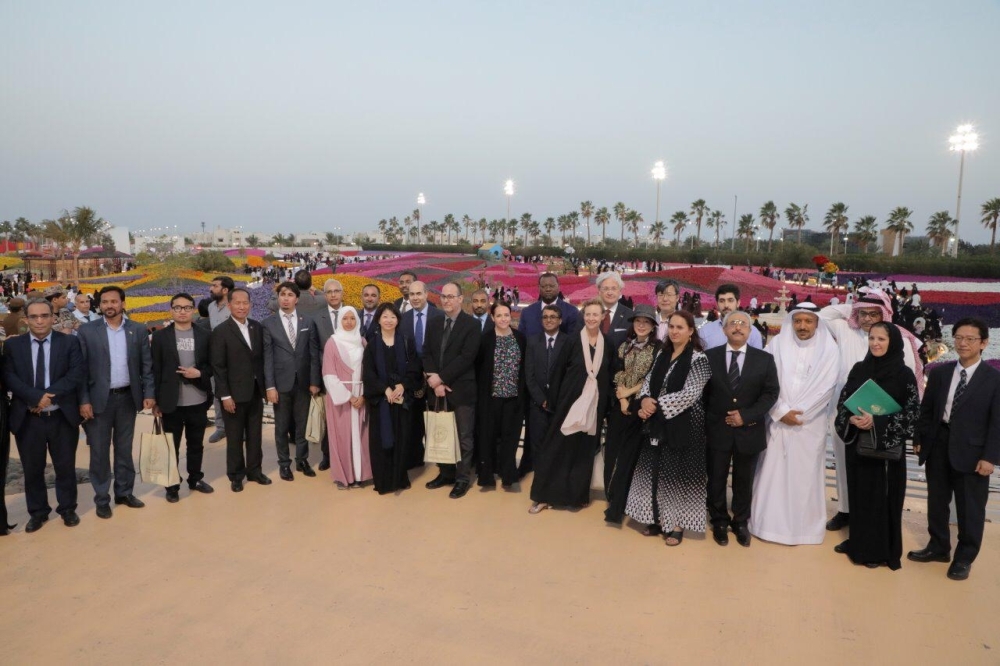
651,161,666,225
416,192,426,245
504,179,515,223
843,234,848,254
731,195,738,250
949,124,978,257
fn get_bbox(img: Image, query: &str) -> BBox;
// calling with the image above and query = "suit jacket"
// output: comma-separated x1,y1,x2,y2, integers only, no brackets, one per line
150,324,213,414
471,314,494,334
3,332,85,432
77,318,155,413
917,361,1000,473
400,306,445,361
210,317,265,403
524,332,568,408
604,304,633,351
518,299,581,338
263,311,312,393
422,311,481,406
359,309,380,341
703,345,780,455
309,307,338,388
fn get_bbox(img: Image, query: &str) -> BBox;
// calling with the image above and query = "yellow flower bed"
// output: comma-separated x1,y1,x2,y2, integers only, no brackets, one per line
309,274,401,309
122,295,171,309
128,311,172,324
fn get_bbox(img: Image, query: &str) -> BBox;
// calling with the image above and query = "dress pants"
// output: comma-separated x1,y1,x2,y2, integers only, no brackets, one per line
438,404,476,484
85,391,138,507
222,388,264,482
707,447,760,528
16,412,79,518
525,403,551,476
273,388,310,467
161,401,210,491
477,397,522,486
925,426,990,564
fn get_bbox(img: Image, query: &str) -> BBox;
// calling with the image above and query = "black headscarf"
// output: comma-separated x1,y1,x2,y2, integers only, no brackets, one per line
842,322,912,405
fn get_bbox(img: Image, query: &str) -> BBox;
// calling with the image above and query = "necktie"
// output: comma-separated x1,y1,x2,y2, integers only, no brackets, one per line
728,350,742,392
601,309,611,335
545,337,554,384
415,312,424,355
953,368,968,411
286,314,296,349
364,312,372,334
34,338,46,389
441,318,453,365
480,315,486,331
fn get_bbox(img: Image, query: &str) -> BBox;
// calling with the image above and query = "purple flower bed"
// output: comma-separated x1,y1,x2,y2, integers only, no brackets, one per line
922,302,1000,328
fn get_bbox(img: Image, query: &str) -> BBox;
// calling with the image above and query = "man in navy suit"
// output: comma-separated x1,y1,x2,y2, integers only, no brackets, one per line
78,286,156,519
359,283,381,341
3,298,86,532
518,272,580,338
910,317,1000,581
400,281,442,467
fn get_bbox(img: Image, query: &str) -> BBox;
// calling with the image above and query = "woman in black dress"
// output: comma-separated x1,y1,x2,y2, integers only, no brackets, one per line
363,303,421,494
529,299,613,514
474,302,527,488
834,322,919,569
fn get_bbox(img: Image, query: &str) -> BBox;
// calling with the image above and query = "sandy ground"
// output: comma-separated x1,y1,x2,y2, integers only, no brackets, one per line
1,414,998,665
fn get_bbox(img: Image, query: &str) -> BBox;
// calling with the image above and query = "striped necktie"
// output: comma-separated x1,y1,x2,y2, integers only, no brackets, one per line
728,350,742,392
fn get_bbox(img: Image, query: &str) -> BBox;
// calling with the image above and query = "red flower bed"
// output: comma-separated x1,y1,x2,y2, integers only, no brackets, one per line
916,291,1000,305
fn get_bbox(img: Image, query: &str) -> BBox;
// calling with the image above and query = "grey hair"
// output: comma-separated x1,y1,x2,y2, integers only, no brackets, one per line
722,310,751,327
322,279,343,292
26,298,54,313
596,271,623,289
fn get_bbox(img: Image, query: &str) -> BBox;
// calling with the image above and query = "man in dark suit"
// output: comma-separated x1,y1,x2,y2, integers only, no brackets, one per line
422,281,482,499
400,281,442,466
596,271,632,350
78,286,156,518
703,310,780,547
264,281,315,481
523,304,567,476
359,283,381,341
470,289,494,333
518,272,580,338
308,278,347,470
393,270,417,315
211,288,270,491
151,292,215,503
910,317,1000,581
3,298,85,532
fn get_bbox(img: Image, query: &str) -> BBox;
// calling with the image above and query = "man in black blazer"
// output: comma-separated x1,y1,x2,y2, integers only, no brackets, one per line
2,298,86,532
470,289,494,333
703,311,780,547
523,304,567,476
151,293,215,503
210,288,270,491
393,270,417,315
910,317,1000,581
400,281,443,466
308,278,345,470
596,271,632,351
263,281,315,481
422,281,482,498
359,283,381,341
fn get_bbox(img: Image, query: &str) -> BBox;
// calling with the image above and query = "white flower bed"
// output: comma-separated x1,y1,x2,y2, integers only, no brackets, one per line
936,328,1000,362
911,282,1000,293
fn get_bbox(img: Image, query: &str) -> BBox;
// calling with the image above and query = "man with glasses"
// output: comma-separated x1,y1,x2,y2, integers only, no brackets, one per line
910,318,1000,581
820,287,922,531
699,284,763,350
524,304,567,477
151,293,215,502
2,298,85,532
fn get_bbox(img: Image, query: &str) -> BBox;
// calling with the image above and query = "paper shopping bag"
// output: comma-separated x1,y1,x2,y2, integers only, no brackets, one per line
139,417,180,487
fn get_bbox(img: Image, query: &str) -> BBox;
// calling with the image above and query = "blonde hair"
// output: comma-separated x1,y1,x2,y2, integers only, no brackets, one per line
580,298,603,315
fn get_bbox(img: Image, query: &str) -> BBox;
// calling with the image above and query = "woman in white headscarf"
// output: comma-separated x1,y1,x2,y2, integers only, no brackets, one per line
323,306,371,488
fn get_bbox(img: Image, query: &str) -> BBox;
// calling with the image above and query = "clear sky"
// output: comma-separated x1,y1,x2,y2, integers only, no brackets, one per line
2,0,997,243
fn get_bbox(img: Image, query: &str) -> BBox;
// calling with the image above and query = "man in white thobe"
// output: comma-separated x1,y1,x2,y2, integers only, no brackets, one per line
750,303,839,545
820,288,923,531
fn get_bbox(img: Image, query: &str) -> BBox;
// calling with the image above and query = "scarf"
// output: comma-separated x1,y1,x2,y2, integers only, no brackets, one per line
332,306,364,389
373,332,408,450
842,323,910,406
849,287,924,398
561,328,605,436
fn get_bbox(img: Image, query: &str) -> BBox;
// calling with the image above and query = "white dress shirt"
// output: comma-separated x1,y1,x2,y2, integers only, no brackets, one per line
726,343,748,374
233,316,252,348
943,359,981,423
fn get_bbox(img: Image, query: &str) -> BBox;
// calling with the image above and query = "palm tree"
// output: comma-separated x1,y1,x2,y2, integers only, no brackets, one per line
758,200,780,252
412,208,422,245
884,206,914,256
594,206,610,246
706,210,724,247
520,213,533,248
649,220,666,247
271,233,285,246
557,214,571,245
286,233,296,247
543,217,556,246
14,217,34,249
246,234,260,248
0,220,11,250
627,210,643,248
461,214,472,242
737,214,756,253
566,211,579,244
442,214,455,244
614,202,627,243
690,199,707,247
926,211,955,255
422,223,436,244
580,201,594,246
854,215,879,254
981,198,1000,254
377,218,388,241
402,215,413,243
506,218,518,245
784,202,809,244
488,219,502,242
823,203,850,255
670,211,688,246
322,231,336,245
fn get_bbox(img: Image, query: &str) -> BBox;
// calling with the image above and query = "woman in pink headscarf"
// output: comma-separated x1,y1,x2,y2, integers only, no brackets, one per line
323,306,371,488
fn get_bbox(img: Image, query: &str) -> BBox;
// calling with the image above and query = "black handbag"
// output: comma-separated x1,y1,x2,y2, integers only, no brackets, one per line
855,430,903,461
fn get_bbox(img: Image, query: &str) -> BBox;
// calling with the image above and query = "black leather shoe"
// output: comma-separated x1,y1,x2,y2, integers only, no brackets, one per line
231,480,244,492
189,480,214,494
165,489,180,503
318,460,331,471
249,473,272,486
834,540,849,554
279,467,294,481
114,495,146,509
712,525,729,546
825,512,849,531
25,515,49,533
296,461,317,477
449,482,470,499
907,547,950,563
0,524,14,536
96,505,113,519
947,561,971,581
425,474,455,490
62,511,81,527
734,524,752,548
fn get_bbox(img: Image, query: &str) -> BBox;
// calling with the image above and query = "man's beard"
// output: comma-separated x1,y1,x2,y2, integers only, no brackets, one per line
541,296,557,304
212,293,224,303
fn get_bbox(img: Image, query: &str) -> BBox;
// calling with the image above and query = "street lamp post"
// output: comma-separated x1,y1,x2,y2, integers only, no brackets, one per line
504,179,515,223
651,161,666,225
416,192,426,245
843,234,848,254
949,124,979,258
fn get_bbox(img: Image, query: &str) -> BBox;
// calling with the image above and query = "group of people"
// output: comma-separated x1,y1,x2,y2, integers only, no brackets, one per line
1,268,996,586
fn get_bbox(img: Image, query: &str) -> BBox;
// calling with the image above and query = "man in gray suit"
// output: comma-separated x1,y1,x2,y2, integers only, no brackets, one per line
264,281,316,481
309,278,345,470
78,286,156,518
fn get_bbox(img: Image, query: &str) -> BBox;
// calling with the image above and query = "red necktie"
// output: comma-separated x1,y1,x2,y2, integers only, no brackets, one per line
601,309,611,335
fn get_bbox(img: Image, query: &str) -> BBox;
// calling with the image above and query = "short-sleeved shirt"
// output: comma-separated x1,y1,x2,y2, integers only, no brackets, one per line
492,334,521,398
176,327,208,406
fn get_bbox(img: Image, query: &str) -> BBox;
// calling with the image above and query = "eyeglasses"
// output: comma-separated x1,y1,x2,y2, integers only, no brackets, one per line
171,305,195,312
856,311,882,320
726,321,749,329
541,314,561,320
440,294,460,300
954,336,982,344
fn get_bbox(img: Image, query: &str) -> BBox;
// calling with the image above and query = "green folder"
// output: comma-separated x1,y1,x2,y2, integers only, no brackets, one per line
843,379,902,417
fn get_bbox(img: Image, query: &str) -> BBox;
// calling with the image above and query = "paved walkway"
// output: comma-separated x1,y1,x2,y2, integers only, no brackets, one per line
2,414,998,665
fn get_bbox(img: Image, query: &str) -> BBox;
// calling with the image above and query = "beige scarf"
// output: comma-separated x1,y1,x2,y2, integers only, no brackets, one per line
560,328,605,436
